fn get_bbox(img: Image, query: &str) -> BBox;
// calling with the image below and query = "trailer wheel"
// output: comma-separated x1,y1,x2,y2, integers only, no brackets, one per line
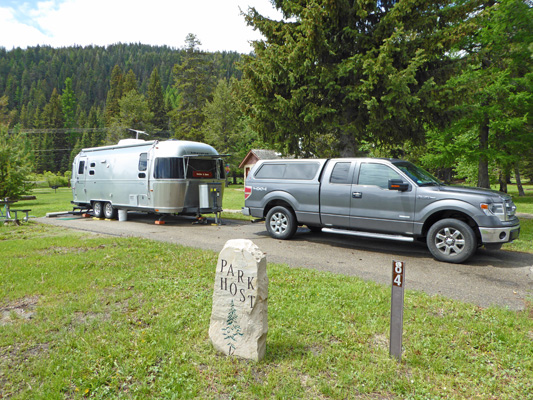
427,219,476,263
103,202,117,219
266,206,297,240
93,201,104,218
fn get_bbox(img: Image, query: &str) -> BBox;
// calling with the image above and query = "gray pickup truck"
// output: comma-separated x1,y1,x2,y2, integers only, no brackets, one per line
242,158,520,263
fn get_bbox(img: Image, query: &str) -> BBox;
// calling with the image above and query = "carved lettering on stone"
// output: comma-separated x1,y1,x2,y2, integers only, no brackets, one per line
209,239,268,361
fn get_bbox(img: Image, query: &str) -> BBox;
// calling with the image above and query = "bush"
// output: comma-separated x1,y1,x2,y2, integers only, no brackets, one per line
0,127,33,199
43,171,70,188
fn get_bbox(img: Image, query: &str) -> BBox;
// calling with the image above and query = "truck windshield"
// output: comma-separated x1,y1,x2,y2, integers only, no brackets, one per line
393,162,441,186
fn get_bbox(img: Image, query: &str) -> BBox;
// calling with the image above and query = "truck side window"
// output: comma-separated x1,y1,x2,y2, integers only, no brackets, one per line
78,161,85,175
138,153,148,171
283,163,320,180
358,163,402,189
330,162,351,184
255,164,286,179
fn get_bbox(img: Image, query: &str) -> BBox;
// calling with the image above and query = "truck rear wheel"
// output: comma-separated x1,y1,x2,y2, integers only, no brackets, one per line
103,202,117,219
93,201,104,218
266,206,297,240
427,219,476,263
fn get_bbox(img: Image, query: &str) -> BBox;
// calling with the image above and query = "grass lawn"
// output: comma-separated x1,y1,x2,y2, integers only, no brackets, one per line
1,224,532,399
10,185,251,221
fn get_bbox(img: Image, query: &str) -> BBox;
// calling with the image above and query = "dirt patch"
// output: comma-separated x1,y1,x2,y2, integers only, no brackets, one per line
0,296,39,326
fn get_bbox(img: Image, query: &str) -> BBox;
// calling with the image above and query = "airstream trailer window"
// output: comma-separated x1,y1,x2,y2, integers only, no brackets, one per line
186,158,223,179
78,161,85,175
138,153,148,171
154,157,185,179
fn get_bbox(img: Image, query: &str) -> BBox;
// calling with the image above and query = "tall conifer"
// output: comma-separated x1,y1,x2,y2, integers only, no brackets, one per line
147,68,167,132
105,65,123,126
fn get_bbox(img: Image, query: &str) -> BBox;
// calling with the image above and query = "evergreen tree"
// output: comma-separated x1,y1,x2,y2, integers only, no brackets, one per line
40,88,67,171
434,0,533,189
105,65,123,126
106,91,154,144
123,69,138,94
241,0,481,157
202,78,252,179
0,96,9,126
62,77,79,168
61,77,77,129
147,68,167,132
170,34,216,141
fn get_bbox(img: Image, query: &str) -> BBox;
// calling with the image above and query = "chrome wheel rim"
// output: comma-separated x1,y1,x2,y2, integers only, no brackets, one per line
93,202,102,215
269,212,288,235
434,227,466,256
104,203,113,218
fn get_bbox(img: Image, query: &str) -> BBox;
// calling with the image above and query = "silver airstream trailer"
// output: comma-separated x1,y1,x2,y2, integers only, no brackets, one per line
71,139,225,221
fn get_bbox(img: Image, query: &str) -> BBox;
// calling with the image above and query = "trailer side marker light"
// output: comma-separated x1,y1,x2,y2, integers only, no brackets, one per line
155,220,165,225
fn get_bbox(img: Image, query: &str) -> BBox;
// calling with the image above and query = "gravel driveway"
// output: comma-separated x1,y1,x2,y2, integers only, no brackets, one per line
37,213,533,311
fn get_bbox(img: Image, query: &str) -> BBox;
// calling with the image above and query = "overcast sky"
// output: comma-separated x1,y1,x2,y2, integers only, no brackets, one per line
0,0,282,53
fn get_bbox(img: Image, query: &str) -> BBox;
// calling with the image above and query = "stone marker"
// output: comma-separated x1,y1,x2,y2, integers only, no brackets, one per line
209,239,268,361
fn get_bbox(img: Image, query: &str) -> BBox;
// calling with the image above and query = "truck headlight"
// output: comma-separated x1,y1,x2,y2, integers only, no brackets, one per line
481,203,506,221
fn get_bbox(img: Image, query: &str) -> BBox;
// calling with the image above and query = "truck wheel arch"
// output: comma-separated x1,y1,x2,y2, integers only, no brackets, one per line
264,200,296,220
422,210,481,242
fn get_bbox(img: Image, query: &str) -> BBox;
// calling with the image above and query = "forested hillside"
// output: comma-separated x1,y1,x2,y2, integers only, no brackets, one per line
0,42,241,115
0,38,255,175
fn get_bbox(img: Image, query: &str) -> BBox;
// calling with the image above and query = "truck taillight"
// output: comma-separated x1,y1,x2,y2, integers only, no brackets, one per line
244,186,252,200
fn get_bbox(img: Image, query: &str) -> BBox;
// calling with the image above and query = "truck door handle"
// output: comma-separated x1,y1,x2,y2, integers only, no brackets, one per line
352,192,362,199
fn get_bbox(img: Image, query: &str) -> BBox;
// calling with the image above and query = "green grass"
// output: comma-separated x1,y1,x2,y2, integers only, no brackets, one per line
1,224,532,399
8,185,249,220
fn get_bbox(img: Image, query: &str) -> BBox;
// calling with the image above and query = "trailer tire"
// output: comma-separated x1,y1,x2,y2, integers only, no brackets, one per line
103,202,117,220
266,206,297,240
93,201,104,218
427,218,476,263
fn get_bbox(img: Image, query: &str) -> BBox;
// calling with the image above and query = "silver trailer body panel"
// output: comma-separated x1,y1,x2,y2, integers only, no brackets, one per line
71,139,225,215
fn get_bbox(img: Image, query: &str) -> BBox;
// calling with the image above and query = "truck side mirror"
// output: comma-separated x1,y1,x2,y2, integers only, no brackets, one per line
388,179,409,192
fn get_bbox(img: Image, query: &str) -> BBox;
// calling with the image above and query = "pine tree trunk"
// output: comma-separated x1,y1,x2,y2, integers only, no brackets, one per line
514,164,525,197
499,171,507,193
498,164,511,193
477,121,490,188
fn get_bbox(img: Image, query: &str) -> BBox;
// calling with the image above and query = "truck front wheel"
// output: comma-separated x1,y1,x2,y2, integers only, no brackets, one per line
266,206,297,240
427,219,476,263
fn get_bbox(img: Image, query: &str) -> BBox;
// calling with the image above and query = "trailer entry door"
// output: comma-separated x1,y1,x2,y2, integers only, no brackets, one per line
73,156,88,203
